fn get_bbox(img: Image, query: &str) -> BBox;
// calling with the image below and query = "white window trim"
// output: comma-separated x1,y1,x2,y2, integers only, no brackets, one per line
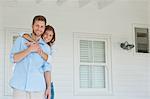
73,32,112,96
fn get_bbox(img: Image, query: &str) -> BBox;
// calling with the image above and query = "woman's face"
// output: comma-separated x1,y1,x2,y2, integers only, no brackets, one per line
42,30,54,43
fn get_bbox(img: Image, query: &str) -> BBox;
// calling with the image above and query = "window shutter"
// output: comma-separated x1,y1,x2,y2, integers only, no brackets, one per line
80,65,90,88
93,41,105,63
80,40,92,63
91,65,105,88
79,40,106,88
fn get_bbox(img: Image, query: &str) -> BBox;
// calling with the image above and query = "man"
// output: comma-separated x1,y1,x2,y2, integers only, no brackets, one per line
10,15,51,99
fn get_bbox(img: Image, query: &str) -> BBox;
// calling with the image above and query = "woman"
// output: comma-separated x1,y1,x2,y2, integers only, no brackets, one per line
21,25,56,99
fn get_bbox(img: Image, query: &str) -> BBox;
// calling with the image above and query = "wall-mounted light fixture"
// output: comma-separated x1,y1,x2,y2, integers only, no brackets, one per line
120,41,134,50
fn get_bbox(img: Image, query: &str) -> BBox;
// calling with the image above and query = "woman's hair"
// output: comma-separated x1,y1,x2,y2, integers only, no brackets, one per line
42,25,56,46
32,15,47,25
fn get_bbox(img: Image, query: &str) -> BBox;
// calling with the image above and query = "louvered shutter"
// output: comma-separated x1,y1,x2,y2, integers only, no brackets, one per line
79,40,106,88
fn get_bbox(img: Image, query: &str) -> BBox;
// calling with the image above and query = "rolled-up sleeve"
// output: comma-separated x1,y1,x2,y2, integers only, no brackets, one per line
10,37,22,63
47,45,56,64
47,54,52,64
42,62,52,72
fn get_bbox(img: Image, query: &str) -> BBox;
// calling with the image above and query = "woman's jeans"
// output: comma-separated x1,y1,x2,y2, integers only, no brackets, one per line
51,82,54,99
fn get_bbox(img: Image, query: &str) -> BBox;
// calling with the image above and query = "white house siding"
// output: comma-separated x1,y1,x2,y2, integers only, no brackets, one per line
0,5,4,99
0,0,150,99
148,0,150,97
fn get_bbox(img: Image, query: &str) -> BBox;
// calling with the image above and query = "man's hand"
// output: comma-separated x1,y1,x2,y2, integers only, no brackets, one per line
45,87,51,99
28,43,40,52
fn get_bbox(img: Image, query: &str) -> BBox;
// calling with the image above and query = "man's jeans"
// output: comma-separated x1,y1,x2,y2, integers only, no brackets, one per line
51,82,54,99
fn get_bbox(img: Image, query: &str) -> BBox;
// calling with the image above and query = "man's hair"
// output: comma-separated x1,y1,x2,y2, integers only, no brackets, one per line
32,15,47,25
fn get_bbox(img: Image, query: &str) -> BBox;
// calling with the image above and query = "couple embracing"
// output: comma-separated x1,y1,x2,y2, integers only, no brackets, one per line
10,15,56,99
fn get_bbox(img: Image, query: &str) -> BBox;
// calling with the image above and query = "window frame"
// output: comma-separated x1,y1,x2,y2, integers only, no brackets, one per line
73,33,112,96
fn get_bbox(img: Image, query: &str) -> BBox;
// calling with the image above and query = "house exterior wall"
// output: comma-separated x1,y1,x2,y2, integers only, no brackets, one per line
0,5,5,99
148,0,150,97
0,0,149,99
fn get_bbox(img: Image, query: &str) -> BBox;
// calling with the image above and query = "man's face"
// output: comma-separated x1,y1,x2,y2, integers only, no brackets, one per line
32,20,45,37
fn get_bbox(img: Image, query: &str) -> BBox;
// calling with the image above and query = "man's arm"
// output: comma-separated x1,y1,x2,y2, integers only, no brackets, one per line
44,71,51,89
44,71,51,99
13,48,31,63
13,43,40,62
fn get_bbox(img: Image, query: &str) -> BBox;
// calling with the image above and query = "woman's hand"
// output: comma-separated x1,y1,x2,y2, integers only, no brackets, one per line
37,47,43,56
25,41,36,46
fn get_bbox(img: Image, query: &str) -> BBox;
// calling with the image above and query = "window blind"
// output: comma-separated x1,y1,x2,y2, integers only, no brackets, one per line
79,40,106,88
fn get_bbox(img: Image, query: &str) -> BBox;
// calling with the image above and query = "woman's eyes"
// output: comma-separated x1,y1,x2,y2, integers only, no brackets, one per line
49,34,53,37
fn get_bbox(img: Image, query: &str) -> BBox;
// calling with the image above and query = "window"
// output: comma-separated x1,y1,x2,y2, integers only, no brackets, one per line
135,27,149,53
73,33,112,95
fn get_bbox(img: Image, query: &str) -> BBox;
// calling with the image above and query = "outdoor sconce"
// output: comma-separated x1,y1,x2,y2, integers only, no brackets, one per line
120,41,134,50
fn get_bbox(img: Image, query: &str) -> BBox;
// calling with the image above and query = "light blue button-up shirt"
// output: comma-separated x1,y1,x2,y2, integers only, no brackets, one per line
10,36,51,92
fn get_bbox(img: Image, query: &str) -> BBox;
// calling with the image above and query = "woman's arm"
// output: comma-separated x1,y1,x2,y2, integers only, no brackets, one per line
23,34,35,42
38,49,48,61
22,33,49,61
